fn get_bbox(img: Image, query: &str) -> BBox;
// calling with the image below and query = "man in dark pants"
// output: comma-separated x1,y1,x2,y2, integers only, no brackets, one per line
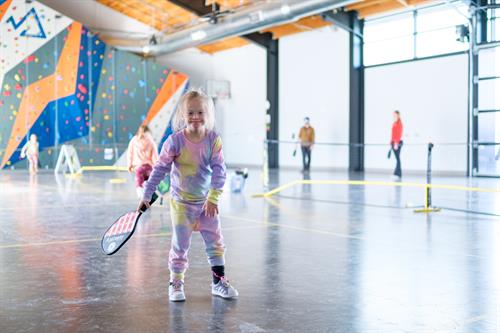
299,117,315,172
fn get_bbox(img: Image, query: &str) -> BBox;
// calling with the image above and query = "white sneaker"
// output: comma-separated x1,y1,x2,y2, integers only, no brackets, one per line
211,277,239,299
169,280,185,302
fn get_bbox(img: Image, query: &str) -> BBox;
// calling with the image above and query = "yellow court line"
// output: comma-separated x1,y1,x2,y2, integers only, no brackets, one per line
78,166,128,173
0,220,484,260
262,196,336,223
0,226,265,250
109,178,128,183
222,215,489,259
0,237,101,249
253,179,500,197
222,214,365,240
0,201,139,211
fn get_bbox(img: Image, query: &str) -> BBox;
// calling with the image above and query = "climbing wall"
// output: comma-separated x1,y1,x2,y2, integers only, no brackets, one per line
0,0,189,169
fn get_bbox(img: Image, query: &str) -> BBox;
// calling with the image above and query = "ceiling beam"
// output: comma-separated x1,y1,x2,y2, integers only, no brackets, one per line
395,0,409,7
168,0,218,16
347,0,388,11
322,10,364,39
168,0,273,50
243,32,274,48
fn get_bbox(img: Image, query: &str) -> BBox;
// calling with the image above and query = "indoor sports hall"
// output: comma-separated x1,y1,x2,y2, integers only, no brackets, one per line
0,1,499,332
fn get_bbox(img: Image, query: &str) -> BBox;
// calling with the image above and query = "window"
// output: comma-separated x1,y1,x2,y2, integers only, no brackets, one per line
364,13,414,43
487,6,500,42
363,2,470,66
416,27,468,58
364,13,413,66
477,46,500,176
416,5,469,33
364,36,414,65
478,47,500,77
416,4,469,57
477,111,500,175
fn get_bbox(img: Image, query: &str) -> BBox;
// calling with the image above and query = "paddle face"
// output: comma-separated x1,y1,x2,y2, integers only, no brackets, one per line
101,211,141,255
101,192,158,255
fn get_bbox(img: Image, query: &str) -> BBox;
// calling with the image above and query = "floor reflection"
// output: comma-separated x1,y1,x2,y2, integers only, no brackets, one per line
0,170,498,332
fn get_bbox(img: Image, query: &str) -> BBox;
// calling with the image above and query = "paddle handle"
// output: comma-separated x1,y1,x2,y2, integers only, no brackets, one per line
138,192,159,213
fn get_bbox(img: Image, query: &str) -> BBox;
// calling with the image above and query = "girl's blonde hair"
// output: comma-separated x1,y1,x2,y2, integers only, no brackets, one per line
173,89,216,132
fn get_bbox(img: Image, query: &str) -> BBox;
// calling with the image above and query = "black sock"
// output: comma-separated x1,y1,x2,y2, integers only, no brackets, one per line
212,265,225,284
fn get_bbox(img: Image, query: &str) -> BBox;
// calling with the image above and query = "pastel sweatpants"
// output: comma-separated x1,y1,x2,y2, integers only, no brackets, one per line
134,164,153,187
169,198,226,279
28,154,38,171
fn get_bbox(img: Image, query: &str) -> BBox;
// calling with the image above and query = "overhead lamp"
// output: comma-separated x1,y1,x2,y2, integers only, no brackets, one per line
280,5,291,15
142,45,151,54
191,30,207,41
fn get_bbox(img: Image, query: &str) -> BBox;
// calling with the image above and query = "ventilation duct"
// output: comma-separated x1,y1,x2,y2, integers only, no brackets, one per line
116,0,357,56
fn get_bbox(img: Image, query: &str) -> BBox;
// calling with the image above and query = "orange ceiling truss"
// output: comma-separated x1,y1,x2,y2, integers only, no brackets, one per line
205,0,255,11
96,0,438,54
346,0,435,19
198,37,250,54
96,0,251,53
263,15,333,40
96,0,198,33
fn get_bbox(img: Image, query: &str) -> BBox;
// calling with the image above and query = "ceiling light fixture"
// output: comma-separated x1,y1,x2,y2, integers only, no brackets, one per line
280,5,291,15
191,30,207,41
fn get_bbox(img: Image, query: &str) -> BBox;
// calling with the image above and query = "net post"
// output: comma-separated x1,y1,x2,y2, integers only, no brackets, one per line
426,142,433,208
415,142,440,213
262,139,269,189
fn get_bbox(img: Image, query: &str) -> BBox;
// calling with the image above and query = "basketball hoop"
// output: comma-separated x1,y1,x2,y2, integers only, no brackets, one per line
206,80,231,100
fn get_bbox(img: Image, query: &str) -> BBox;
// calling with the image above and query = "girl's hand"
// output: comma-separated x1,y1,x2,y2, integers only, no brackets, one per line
137,200,150,212
203,201,219,218
128,165,134,173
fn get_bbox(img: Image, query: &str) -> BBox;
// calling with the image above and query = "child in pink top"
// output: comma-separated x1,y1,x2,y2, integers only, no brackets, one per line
139,90,238,302
21,134,39,175
127,125,158,198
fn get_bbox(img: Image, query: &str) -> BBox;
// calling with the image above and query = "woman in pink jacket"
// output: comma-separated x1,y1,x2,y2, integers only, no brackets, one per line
127,125,159,198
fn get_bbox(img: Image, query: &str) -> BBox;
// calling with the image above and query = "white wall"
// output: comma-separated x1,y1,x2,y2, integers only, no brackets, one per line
156,49,214,89
211,45,267,167
365,54,468,174
279,26,350,169
158,45,267,167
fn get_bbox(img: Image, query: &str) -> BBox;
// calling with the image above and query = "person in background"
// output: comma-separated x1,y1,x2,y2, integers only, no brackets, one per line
127,125,159,198
390,110,403,179
298,117,315,172
20,134,39,175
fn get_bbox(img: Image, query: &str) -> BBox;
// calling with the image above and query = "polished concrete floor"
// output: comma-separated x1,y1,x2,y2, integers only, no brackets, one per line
0,169,499,333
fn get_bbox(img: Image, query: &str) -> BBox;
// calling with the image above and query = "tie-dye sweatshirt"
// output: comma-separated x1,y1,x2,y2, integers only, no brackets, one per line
143,130,226,205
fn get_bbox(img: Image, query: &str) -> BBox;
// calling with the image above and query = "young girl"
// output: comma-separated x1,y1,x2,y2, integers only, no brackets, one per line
138,90,238,302
127,125,159,198
20,134,39,174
